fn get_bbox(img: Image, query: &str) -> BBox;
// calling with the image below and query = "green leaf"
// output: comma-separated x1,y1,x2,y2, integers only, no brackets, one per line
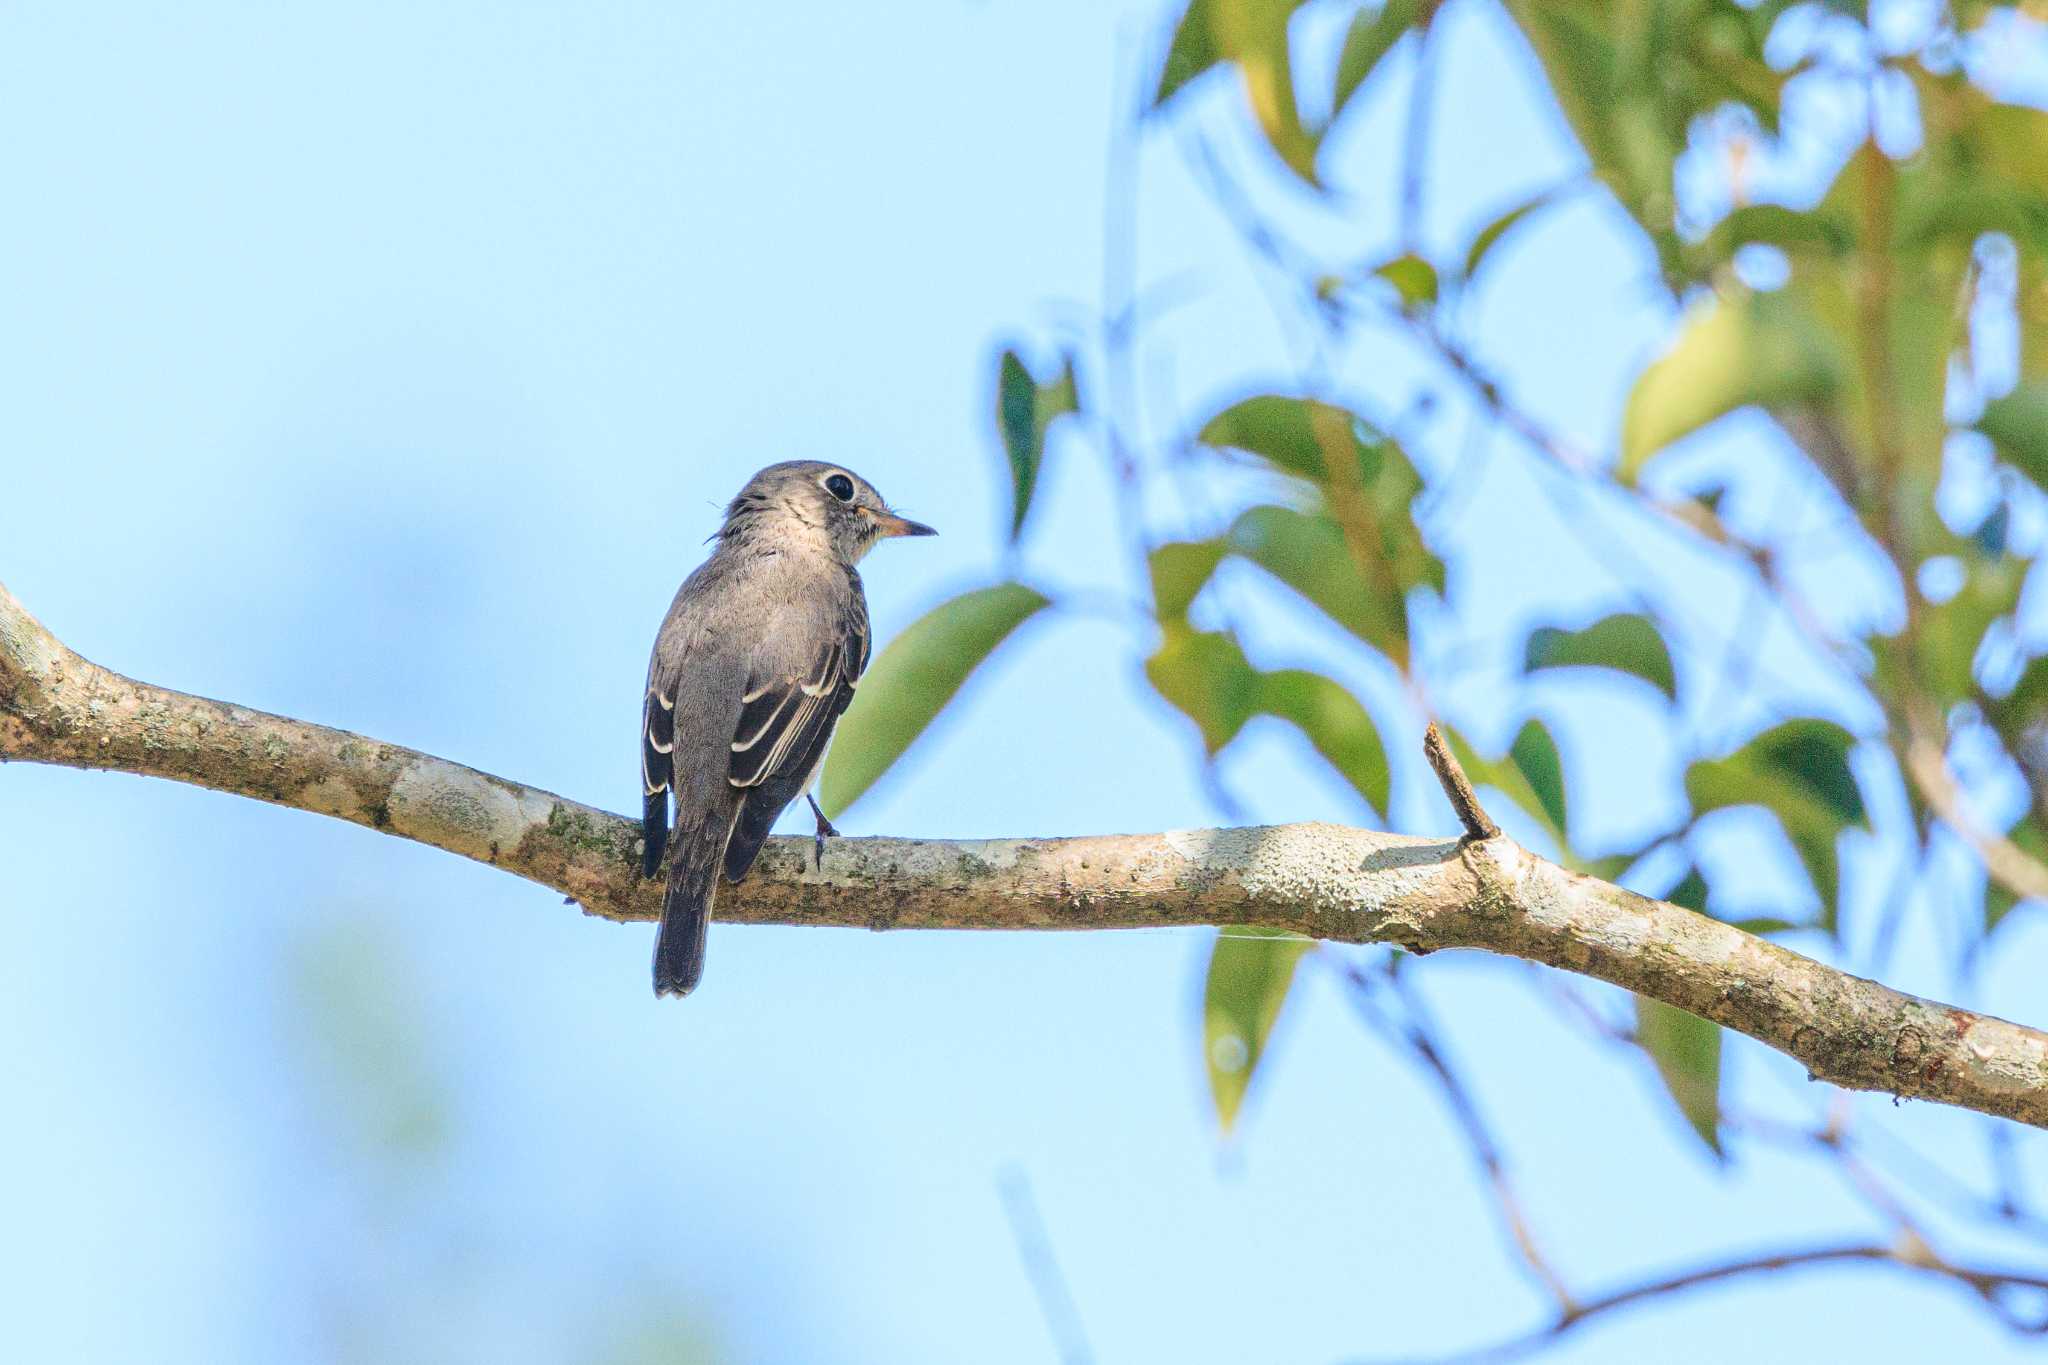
1462,187,1561,283
1502,1,1679,239
1912,556,2024,704
1621,288,1842,479
1331,0,1419,123
1149,539,1230,621
995,348,1080,541
1212,0,1320,185
820,583,1050,817
1994,655,2048,737
1686,718,1867,927
1155,0,1223,105
1258,670,1390,816
1203,927,1312,1134
1730,916,1801,937
1979,382,2048,493
1693,203,1854,268
1523,612,1677,701
1986,819,2048,939
1664,866,1708,913
1230,504,1403,652
1146,626,1260,754
1508,719,1567,836
1634,996,1724,1157
1155,0,1320,185
1198,394,1366,482
1374,252,1439,310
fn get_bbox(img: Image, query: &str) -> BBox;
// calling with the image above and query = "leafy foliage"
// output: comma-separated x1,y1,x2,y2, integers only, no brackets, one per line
832,0,2048,1176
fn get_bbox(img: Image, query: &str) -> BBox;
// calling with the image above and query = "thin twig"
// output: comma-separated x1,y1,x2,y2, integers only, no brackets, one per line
1337,955,1576,1310
1398,3,1443,252
998,1168,1097,1365
1363,1240,2048,1364
1424,721,1500,840
1900,700,2048,904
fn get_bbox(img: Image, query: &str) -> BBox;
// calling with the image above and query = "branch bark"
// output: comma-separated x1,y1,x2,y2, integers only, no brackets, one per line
6,578,2048,1128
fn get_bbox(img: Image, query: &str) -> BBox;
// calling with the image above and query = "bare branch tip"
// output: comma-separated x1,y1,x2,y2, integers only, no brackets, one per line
1423,722,1500,842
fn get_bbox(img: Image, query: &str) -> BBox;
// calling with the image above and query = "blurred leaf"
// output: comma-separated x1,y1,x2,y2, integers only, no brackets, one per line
1503,0,1785,265
1196,399,1437,658
1258,669,1391,816
1994,654,2048,737
1374,252,1439,309
1913,557,2024,704
1987,819,2048,939
1331,0,1420,122
1731,916,1801,936
1621,289,1842,479
1523,612,1677,701
1156,0,1223,104
1156,0,1320,184
1979,382,2048,492
1634,996,1724,1157
821,583,1050,816
1146,625,1260,754
1973,501,2012,559
1212,0,1320,185
1230,504,1403,652
1509,719,1567,835
1198,394,1367,482
1687,719,1866,927
1501,1,1676,243
1694,203,1854,268
1150,539,1230,620
1462,187,1562,283
996,348,1080,541
291,919,449,1168
1203,926,1312,1134
1665,866,1708,913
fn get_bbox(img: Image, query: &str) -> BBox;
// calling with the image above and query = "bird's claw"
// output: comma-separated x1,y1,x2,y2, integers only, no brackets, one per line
806,794,839,871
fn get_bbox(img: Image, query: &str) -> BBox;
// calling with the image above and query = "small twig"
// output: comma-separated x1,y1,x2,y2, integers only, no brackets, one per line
1424,721,1500,840
1899,702,2048,905
997,1167,1097,1365
1339,955,1576,1310
1365,1241,2048,1364
1398,2,1444,252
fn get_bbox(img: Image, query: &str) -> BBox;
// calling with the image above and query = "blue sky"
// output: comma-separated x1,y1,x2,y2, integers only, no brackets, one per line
3,2,2046,1362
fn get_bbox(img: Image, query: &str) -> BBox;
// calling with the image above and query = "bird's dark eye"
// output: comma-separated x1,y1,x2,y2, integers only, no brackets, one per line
824,473,856,502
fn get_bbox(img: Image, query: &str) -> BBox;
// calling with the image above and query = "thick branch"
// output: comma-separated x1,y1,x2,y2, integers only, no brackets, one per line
6,579,2048,1127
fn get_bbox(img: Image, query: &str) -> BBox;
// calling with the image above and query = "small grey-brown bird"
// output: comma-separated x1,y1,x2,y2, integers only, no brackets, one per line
641,461,936,997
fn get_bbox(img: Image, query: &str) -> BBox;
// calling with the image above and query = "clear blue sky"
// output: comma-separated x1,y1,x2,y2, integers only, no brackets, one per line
3,2,2044,1362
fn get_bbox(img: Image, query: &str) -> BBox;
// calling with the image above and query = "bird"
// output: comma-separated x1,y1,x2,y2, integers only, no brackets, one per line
640,461,936,998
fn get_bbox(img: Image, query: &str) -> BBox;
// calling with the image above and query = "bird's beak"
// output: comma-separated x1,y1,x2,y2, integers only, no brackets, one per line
870,509,938,538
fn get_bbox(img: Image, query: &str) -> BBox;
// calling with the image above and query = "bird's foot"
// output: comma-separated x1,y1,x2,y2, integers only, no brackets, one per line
806,794,839,871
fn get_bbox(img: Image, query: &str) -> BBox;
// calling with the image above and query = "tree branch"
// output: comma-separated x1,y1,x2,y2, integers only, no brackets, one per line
7,578,2048,1127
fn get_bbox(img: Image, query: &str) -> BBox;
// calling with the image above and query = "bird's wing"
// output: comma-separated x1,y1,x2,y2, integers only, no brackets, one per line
640,679,677,876
721,615,868,882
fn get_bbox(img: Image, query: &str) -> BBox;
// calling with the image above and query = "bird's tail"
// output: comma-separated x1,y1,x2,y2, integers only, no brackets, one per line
653,819,726,998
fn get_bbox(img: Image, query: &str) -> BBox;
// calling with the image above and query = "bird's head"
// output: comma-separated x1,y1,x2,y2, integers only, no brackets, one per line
721,460,937,564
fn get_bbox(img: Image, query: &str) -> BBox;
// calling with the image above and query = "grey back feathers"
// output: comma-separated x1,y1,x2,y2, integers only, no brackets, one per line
640,461,935,998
